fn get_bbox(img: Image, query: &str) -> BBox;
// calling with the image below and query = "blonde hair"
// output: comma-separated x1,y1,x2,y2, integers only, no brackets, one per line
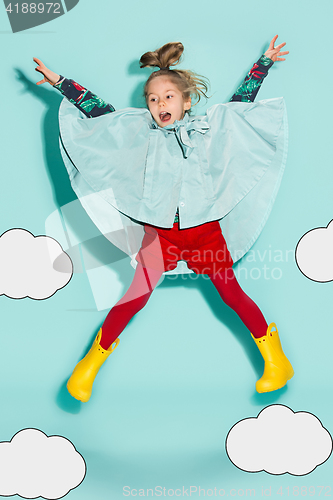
140,42,209,106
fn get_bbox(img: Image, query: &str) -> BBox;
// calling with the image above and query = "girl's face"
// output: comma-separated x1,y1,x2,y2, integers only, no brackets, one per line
147,77,191,127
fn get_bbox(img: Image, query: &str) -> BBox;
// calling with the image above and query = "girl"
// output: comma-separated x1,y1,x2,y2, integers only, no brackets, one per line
34,37,293,402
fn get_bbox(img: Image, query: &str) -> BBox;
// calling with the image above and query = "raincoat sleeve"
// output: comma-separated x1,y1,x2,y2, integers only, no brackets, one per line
230,55,274,103
53,76,115,117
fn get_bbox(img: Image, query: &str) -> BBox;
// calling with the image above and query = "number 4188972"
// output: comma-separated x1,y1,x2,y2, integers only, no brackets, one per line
5,3,61,14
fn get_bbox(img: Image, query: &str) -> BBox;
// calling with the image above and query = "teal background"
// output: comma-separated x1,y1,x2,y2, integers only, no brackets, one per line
1,0,333,498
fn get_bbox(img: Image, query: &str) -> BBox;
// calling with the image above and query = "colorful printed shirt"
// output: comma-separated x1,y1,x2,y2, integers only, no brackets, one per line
54,78,115,117
54,55,273,118
230,55,273,102
54,55,274,222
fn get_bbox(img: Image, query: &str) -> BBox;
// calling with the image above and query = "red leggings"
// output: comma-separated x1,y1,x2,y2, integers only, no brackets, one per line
100,263,268,350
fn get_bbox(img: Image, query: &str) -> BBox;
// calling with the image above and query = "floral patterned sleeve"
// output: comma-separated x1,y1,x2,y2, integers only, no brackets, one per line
54,76,115,117
230,55,274,103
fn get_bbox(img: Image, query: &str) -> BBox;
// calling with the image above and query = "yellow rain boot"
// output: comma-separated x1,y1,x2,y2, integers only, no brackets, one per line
252,322,294,393
67,329,119,402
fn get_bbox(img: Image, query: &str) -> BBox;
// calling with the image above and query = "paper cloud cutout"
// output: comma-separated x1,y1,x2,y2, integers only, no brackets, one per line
226,405,332,476
295,220,333,282
0,428,86,499
0,229,73,300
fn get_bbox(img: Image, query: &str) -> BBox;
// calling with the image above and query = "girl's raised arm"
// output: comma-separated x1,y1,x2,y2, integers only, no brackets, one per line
34,57,115,118
229,55,273,103
229,35,288,103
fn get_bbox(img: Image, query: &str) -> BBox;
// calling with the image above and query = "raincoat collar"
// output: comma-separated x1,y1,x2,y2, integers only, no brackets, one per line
151,113,210,159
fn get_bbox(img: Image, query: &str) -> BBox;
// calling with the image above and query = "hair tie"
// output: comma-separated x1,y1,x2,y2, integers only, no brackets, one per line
160,66,169,71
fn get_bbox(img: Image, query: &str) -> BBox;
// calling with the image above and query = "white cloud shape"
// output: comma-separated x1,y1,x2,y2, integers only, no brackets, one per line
0,429,86,499
0,229,73,299
295,220,333,282
226,405,332,476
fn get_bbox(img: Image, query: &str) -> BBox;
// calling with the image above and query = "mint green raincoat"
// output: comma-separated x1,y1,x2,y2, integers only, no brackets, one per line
59,96,287,269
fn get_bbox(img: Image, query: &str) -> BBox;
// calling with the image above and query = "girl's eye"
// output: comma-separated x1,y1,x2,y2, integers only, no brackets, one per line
150,97,157,102
166,95,173,99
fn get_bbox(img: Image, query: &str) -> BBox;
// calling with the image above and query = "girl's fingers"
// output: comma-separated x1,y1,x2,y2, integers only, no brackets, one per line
33,58,51,84
33,57,44,67
275,51,289,57
269,35,278,49
272,49,289,56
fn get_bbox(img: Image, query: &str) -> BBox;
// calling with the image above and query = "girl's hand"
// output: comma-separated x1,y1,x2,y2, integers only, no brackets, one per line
264,35,289,62
33,57,60,85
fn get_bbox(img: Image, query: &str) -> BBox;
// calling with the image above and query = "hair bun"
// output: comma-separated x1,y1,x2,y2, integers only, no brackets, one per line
141,42,210,107
140,42,184,69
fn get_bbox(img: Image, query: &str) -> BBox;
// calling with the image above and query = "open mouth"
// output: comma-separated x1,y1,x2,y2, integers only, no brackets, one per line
159,111,171,123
